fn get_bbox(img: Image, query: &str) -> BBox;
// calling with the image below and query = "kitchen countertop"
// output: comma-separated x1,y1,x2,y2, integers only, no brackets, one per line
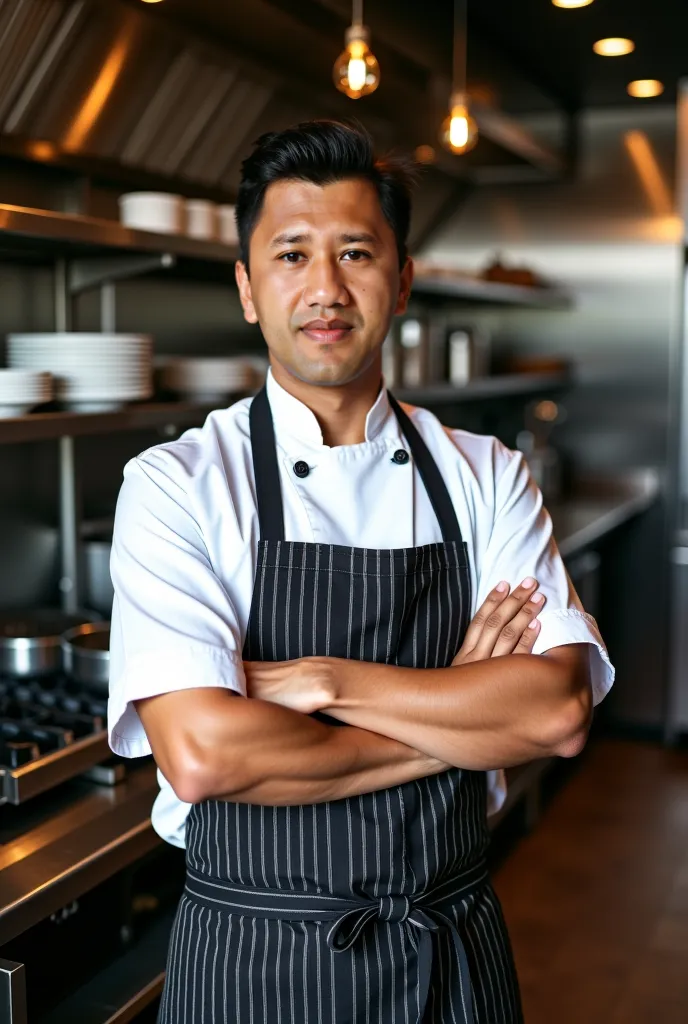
0,761,159,946
549,469,660,560
0,470,661,947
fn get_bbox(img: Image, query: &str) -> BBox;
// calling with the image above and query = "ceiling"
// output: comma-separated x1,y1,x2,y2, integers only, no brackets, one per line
467,0,688,110
142,0,687,113
1,0,683,251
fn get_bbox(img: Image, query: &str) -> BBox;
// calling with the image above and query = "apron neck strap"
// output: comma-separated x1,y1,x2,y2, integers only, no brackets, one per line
249,385,464,546
249,386,286,542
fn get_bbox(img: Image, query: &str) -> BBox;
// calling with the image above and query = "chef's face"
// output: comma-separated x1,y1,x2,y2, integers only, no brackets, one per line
235,178,413,387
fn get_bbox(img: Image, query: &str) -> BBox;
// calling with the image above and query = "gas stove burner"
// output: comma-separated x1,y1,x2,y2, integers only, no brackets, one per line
0,671,113,805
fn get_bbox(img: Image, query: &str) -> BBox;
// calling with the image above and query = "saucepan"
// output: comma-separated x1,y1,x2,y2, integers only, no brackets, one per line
0,608,100,678
61,622,110,694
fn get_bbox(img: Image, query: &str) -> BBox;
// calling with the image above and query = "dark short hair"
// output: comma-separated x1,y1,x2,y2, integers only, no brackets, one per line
236,120,415,271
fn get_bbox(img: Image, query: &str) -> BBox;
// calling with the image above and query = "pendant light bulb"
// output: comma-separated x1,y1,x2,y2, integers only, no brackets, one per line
334,24,380,99
441,2,478,156
441,95,478,155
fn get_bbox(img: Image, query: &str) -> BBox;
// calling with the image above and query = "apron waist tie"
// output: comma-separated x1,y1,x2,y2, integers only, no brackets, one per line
184,859,489,1024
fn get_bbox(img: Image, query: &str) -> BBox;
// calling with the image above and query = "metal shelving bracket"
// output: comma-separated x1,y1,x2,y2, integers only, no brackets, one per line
68,252,176,294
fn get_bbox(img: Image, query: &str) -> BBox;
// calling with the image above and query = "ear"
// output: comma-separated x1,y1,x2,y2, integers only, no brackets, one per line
235,261,258,324
394,257,414,315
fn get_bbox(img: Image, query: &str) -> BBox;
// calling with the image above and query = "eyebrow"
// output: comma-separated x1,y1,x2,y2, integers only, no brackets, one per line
269,231,380,248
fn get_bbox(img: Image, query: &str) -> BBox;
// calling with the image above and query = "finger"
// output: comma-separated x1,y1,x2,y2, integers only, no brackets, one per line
457,581,511,658
470,577,539,659
492,594,546,657
514,616,541,654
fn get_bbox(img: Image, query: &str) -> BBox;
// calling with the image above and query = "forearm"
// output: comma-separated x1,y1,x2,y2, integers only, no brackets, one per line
226,707,448,805
320,650,592,769
137,691,447,807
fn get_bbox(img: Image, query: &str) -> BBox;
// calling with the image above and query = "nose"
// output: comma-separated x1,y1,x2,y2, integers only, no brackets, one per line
303,254,349,308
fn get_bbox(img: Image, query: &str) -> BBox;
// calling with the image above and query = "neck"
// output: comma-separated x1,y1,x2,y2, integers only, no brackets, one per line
270,358,383,446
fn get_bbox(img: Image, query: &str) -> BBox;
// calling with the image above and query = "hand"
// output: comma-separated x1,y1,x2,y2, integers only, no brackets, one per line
244,657,336,714
452,578,546,666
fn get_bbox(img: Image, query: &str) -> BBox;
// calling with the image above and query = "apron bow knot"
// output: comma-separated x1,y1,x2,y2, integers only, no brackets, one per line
379,893,411,923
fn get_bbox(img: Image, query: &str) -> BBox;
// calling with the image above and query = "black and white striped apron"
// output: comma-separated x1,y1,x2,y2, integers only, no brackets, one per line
158,387,522,1023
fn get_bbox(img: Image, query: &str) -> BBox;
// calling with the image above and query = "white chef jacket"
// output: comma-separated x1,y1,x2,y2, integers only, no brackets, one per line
108,368,614,847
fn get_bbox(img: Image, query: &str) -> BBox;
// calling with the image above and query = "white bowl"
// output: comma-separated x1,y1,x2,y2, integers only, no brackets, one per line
0,402,41,418
119,193,183,234
185,199,218,240
0,370,53,401
218,205,238,246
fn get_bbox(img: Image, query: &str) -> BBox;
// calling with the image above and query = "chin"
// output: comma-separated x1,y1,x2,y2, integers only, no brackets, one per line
285,357,370,388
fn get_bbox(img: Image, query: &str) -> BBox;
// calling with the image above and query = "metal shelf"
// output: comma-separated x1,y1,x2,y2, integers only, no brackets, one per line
0,203,238,265
0,375,572,445
411,274,573,308
395,371,570,405
0,205,574,309
0,400,224,445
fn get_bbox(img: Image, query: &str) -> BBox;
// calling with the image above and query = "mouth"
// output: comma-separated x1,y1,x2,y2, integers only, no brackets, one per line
299,319,354,345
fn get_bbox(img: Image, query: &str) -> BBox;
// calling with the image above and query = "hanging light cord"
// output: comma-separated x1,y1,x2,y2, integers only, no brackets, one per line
453,0,467,97
352,0,363,29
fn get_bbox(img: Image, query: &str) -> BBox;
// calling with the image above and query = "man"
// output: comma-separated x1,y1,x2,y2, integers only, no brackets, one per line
108,121,613,1023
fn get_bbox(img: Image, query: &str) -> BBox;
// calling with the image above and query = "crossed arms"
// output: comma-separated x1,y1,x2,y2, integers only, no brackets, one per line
136,578,593,807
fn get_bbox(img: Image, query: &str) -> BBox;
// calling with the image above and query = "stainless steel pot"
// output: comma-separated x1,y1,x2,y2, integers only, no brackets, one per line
82,538,114,614
0,608,99,678
61,622,110,693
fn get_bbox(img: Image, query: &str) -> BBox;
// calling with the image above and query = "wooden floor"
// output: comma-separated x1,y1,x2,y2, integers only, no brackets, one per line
493,739,688,1024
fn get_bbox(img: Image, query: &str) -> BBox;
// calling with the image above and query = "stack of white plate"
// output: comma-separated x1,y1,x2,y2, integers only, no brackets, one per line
7,334,153,413
160,357,256,403
0,370,53,418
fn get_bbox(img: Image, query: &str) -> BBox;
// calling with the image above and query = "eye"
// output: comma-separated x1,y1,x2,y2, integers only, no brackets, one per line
341,249,370,262
279,252,305,264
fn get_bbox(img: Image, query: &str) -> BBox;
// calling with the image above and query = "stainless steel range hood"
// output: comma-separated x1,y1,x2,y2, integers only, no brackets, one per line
0,0,286,190
0,0,566,207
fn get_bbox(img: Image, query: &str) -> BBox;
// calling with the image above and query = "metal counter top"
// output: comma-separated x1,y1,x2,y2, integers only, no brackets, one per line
0,762,159,946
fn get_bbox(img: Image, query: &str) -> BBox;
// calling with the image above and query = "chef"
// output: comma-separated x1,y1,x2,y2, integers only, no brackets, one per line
108,120,613,1023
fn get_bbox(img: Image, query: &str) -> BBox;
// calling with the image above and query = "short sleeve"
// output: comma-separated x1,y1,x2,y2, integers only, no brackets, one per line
477,442,614,707
107,451,246,759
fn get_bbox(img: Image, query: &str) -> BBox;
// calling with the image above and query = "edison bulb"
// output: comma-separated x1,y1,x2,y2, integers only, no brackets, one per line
593,37,635,56
440,98,478,155
627,79,664,98
333,27,380,99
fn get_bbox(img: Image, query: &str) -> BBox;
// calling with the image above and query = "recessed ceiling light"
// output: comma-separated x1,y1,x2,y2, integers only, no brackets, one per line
593,38,635,56
552,1,595,8
627,79,665,98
